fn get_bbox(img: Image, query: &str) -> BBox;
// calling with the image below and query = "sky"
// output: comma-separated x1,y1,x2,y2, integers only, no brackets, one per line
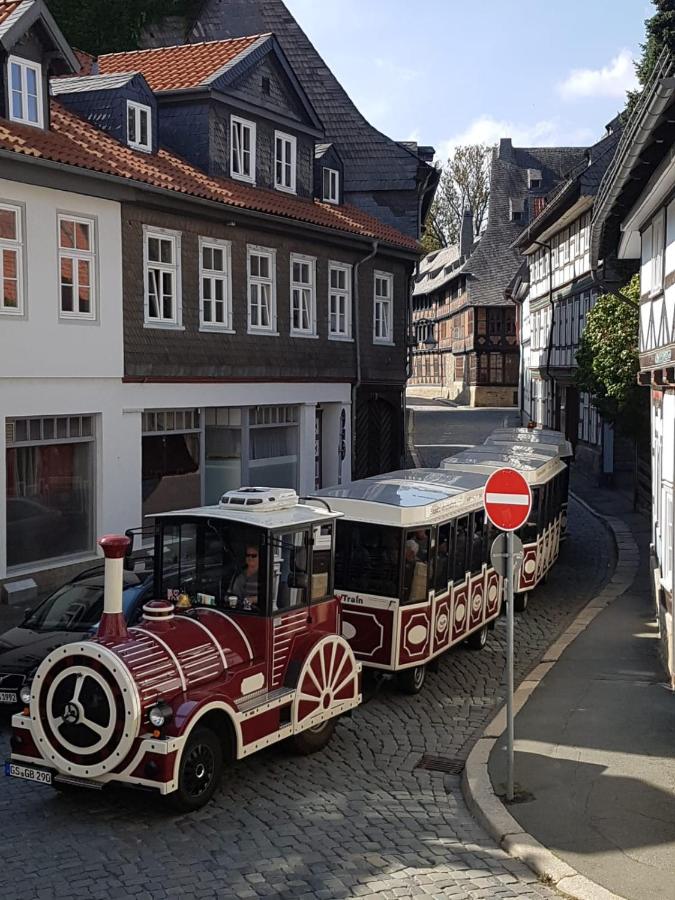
285,0,651,161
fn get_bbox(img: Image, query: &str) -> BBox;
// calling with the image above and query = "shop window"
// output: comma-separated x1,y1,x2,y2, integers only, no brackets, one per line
142,409,200,516
248,405,299,489
204,407,241,504
5,415,95,568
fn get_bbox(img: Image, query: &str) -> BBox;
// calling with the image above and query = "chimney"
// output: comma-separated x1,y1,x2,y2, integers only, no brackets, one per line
498,138,513,161
460,208,474,258
98,534,131,640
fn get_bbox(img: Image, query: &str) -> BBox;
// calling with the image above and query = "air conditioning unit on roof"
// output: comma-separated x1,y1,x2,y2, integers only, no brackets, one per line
219,487,298,511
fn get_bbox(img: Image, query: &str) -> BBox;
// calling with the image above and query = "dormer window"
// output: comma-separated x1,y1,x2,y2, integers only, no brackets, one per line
323,167,339,204
275,131,296,193
527,168,542,189
127,101,152,152
8,56,43,127
231,115,256,184
510,198,525,223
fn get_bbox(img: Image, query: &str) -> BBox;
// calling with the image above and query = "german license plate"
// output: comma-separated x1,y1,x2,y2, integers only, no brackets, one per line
0,691,17,704
4,762,52,785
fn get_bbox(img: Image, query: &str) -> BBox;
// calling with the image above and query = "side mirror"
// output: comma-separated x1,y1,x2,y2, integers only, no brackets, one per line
21,608,32,623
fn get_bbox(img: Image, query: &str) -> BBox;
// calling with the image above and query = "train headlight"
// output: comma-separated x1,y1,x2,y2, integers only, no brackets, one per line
19,683,32,705
148,702,173,728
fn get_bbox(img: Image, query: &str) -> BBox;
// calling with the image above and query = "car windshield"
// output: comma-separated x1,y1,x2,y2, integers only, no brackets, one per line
24,584,104,632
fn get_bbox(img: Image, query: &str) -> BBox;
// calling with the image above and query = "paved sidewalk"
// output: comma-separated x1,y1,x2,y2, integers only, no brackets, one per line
484,468,675,900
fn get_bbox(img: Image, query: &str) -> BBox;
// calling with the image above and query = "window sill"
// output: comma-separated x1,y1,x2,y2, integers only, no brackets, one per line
290,331,319,339
373,339,395,347
199,325,236,334
0,308,24,317
247,328,279,336
9,115,43,129
144,321,185,331
59,314,99,325
275,184,297,195
128,142,152,154
323,197,339,205
328,334,354,342
232,173,256,186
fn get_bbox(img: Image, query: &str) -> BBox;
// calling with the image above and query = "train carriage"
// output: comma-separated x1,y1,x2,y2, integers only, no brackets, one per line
7,488,361,810
441,442,568,610
316,469,503,694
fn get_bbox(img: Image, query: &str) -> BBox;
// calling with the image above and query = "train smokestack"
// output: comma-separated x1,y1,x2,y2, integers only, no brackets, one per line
97,534,131,640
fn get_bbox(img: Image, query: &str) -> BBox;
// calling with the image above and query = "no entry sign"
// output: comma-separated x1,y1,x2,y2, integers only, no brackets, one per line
484,467,532,532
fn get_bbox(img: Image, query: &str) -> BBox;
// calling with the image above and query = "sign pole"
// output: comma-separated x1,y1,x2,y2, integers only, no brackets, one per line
506,528,515,802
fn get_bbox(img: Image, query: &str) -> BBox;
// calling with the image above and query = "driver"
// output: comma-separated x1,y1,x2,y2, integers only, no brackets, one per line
228,545,260,610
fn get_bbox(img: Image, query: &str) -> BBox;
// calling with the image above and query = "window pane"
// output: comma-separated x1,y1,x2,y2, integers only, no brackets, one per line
128,106,136,143
259,255,269,279
6,441,94,567
212,247,224,271
78,258,90,287
0,208,16,240
139,109,148,146
10,62,21,92
250,254,260,277
26,67,37,96
142,433,201,517
27,93,38,123
160,239,173,264
75,221,90,251
148,237,160,262
60,219,75,249
78,285,91,314
202,245,212,269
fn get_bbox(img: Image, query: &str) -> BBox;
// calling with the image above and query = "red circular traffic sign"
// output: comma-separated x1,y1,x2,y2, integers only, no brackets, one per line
483,467,532,532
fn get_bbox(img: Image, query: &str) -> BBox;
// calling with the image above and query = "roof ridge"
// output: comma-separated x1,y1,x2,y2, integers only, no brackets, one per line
98,32,270,60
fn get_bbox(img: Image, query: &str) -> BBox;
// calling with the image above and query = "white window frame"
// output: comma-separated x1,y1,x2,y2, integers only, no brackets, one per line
231,115,256,184
290,253,317,337
0,201,24,316
323,167,339,204
247,245,277,334
274,131,297,194
199,237,233,332
127,100,152,152
373,270,394,345
143,226,182,328
8,55,43,127
328,261,352,340
57,213,97,321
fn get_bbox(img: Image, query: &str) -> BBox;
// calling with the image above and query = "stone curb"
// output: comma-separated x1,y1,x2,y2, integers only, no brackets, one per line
461,493,639,900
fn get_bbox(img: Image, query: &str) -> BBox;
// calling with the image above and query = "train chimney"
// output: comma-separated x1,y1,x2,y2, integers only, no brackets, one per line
97,534,131,640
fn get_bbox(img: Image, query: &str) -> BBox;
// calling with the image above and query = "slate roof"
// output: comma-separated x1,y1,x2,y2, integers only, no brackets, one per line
0,101,418,252
51,72,137,95
413,244,464,296
141,0,433,195
465,143,587,307
515,123,622,249
99,35,268,92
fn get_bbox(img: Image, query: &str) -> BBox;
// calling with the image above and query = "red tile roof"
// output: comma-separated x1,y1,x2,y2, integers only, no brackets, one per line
0,103,419,252
73,48,96,76
0,0,26,27
98,36,268,92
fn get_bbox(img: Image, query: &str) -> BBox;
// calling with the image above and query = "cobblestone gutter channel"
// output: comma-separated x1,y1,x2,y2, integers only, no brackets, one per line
0,498,614,900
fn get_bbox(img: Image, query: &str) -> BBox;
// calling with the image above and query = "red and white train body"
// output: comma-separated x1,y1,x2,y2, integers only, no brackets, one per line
8,489,361,809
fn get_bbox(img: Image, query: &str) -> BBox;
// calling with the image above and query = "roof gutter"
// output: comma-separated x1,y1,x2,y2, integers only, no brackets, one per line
0,148,418,258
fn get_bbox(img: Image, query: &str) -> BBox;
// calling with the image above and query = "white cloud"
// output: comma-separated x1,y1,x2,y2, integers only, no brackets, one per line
437,115,595,161
373,57,420,84
558,49,638,100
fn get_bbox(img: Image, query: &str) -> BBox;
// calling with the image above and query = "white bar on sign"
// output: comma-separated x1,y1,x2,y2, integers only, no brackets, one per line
485,493,530,505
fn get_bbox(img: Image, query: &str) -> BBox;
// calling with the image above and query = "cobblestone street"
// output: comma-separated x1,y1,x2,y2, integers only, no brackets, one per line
0,500,614,900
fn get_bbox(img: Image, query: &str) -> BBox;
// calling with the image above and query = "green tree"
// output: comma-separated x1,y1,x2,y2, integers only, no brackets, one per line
421,144,491,254
626,0,675,113
48,0,200,56
575,275,647,438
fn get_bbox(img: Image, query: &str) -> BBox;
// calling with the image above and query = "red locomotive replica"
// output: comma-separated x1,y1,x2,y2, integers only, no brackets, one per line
6,488,361,810
6,428,570,809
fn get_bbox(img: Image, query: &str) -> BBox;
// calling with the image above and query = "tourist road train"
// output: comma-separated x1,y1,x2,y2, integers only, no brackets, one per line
5,428,571,810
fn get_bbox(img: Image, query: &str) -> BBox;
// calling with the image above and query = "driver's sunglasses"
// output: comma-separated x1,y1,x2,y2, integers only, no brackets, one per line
246,552,258,558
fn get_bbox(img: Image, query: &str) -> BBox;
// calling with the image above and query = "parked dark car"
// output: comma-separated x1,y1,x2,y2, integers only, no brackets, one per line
0,566,154,712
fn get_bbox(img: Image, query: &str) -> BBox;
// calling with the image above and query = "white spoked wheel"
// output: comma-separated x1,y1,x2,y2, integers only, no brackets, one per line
292,636,360,733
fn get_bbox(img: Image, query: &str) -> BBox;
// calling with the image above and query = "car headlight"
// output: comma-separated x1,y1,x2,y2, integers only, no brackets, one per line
148,702,173,728
19,683,32,705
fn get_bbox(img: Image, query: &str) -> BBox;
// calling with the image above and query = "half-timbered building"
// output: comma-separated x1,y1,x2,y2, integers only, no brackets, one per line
511,121,621,466
592,52,675,684
410,140,585,406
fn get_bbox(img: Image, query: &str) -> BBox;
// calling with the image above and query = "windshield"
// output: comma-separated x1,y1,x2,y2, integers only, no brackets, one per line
158,518,267,614
334,521,402,598
25,584,104,632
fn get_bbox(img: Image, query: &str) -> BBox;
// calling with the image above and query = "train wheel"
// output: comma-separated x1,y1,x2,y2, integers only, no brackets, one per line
467,624,488,651
396,664,426,695
290,717,336,755
169,727,222,813
293,636,360,733
514,592,529,613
